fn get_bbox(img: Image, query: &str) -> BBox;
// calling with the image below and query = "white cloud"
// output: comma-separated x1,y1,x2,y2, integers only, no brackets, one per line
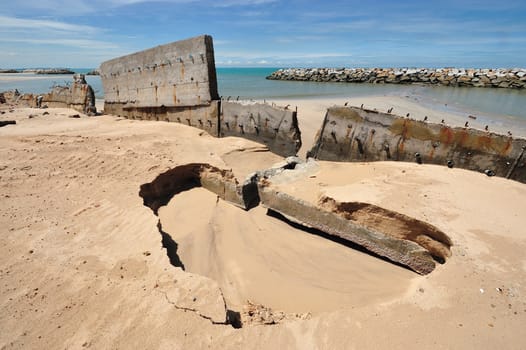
0,37,119,50
0,15,119,58
3,0,95,16
0,15,99,33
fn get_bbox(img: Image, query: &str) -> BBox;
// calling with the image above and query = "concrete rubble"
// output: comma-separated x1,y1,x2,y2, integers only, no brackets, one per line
0,74,96,115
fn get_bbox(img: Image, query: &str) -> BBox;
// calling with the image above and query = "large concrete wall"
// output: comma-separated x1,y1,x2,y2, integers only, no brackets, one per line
308,106,526,183
100,35,218,112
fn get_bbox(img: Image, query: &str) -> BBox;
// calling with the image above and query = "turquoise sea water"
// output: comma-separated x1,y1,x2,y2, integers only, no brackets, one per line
2,67,526,120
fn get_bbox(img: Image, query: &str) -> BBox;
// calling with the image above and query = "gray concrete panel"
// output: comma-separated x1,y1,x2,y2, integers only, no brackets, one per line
100,35,218,108
309,106,526,183
221,101,301,157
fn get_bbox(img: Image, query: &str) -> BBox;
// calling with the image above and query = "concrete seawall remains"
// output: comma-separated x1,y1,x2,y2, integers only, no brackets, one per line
0,74,96,114
99,35,302,157
308,106,526,183
267,67,526,89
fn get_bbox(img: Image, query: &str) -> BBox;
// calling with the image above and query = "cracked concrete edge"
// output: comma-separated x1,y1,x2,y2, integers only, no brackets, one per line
257,185,437,275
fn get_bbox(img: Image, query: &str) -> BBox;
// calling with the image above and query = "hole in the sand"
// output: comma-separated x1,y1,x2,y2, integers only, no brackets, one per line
155,187,415,317
140,162,448,325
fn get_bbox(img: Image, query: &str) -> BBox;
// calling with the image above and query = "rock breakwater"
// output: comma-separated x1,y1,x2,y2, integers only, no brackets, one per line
267,67,526,89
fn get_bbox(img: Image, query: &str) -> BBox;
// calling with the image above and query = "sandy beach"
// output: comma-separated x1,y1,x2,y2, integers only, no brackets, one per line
1,98,526,349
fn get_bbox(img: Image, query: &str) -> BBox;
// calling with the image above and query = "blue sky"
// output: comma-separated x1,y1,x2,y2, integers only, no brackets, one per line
1,0,525,68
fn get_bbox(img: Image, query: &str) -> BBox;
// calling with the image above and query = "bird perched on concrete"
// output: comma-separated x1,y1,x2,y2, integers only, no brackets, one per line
387,107,393,113
423,116,428,121
441,119,445,124
406,113,410,117
485,125,489,131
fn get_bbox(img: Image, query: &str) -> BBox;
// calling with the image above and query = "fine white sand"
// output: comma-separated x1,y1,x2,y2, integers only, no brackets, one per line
1,99,525,349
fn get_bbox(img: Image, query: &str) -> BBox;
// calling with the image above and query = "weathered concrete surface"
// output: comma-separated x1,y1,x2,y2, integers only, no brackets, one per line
0,75,96,114
254,159,453,274
257,183,445,275
100,35,218,112
109,101,221,136
308,106,526,183
138,163,259,213
221,101,301,157
40,74,96,114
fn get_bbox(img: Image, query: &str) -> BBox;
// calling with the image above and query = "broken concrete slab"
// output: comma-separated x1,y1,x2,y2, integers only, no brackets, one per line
257,183,442,274
308,106,526,183
138,163,259,213
40,74,97,115
1,75,97,115
221,101,301,157
254,159,452,275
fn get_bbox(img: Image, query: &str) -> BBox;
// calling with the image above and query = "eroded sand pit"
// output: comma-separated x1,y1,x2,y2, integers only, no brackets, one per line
158,187,415,314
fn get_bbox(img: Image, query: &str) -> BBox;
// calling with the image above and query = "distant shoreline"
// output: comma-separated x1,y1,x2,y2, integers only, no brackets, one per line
0,68,99,75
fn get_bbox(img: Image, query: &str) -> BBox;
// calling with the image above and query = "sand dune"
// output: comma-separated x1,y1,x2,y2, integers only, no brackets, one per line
1,102,525,349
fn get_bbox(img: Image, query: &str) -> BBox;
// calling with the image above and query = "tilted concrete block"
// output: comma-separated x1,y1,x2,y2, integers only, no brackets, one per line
100,35,218,109
254,160,452,275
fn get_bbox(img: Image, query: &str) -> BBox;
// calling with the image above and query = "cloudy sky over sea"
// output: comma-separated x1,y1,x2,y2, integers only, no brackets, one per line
1,0,525,68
